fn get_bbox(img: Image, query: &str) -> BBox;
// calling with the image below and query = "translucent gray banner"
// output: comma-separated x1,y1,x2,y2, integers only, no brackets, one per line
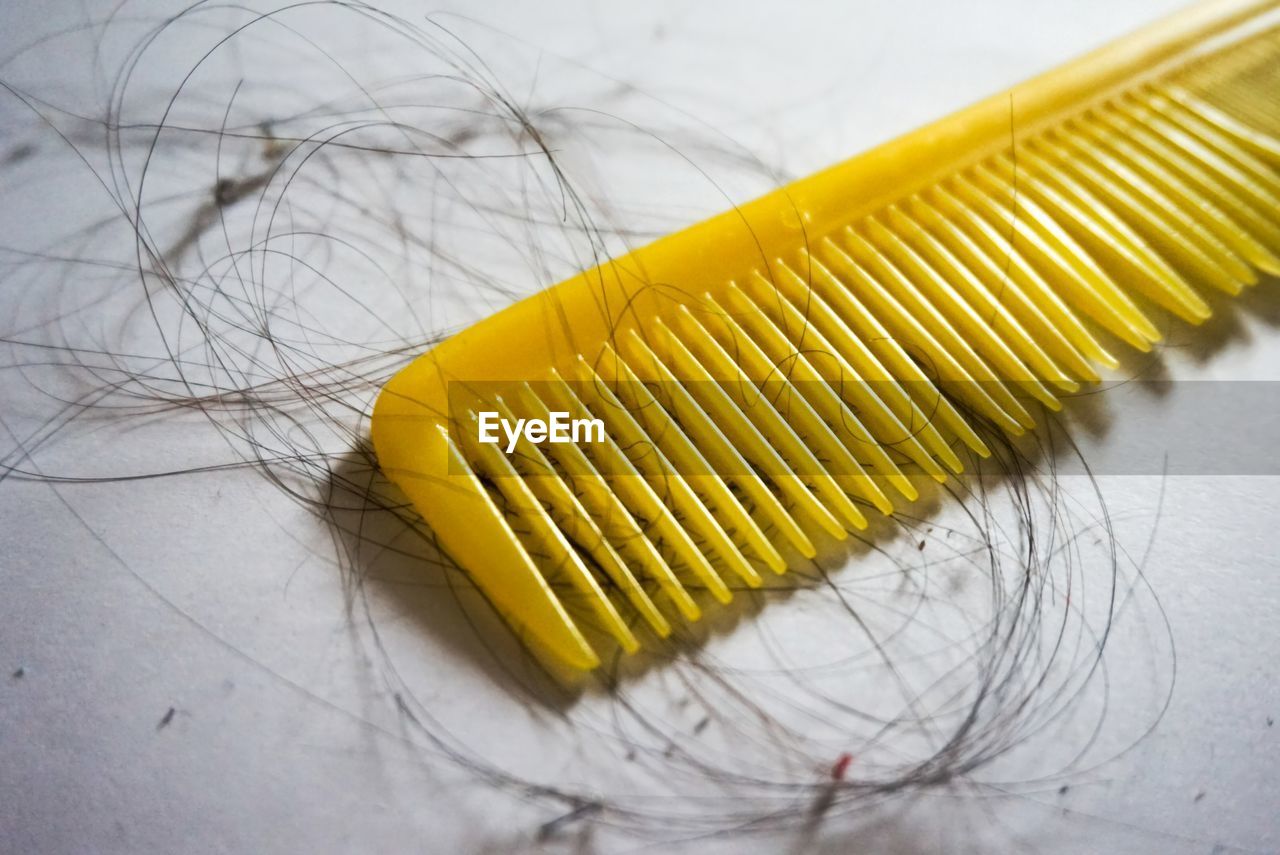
443,380,1280,477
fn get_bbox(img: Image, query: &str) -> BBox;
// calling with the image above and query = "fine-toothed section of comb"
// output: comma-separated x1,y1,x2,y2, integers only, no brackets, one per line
1156,84,1280,166
682,294,899,515
879,204,1085,392
618,331,818,559
819,232,1034,434
1146,103,1280,263
1139,88,1280,226
434,424,600,670
458,410,641,655
909,189,1121,370
1046,121,1258,291
845,220,1047,425
946,170,1165,349
514,381,705,623
899,195,1104,383
779,254,993,457
741,270,963,475
941,172,1133,352
1079,107,1280,276
654,313,863,536
1102,98,1280,272
592,344,790,574
569,354,766,589
737,277,957,483
721,279,944,491
1039,122,1248,297
986,148,1213,325
1172,25,1280,136
974,153,1207,322
634,319,850,540
541,374,735,606
857,213,1065,411
485,394,673,638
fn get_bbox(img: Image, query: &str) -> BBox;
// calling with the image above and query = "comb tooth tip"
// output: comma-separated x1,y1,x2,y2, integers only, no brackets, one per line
834,503,868,531
1009,403,1036,431
763,552,788,574
1124,312,1163,346
1093,351,1121,372
679,599,703,622
573,648,602,671
935,444,964,475
918,455,947,482
1052,377,1081,394
1253,256,1280,279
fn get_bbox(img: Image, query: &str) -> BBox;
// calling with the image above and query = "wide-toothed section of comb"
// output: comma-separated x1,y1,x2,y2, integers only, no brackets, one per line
446,25,1280,663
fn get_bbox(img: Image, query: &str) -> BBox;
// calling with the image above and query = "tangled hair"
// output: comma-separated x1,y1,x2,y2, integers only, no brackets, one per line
1,2,1176,849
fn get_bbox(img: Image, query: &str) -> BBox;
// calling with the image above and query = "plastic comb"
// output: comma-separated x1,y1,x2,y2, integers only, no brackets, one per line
372,0,1280,670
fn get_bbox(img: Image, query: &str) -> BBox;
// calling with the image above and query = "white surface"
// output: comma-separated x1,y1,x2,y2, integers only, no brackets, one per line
1,1,1278,853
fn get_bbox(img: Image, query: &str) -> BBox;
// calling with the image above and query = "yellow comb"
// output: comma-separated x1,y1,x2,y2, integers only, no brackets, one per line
372,0,1280,670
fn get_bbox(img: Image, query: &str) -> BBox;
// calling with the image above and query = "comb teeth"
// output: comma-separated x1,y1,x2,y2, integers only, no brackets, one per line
372,12,1280,670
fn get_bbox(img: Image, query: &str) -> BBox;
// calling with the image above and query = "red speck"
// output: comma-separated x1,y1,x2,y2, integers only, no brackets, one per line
831,752,853,781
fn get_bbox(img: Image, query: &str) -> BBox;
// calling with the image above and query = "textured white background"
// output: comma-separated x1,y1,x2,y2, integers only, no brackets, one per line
1,1,1277,852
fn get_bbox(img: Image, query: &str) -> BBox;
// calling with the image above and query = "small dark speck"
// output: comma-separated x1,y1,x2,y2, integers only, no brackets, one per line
693,717,710,735
1267,716,1274,727
918,540,926,551
12,665,25,679
1058,785,1069,795
157,706,176,730
625,749,637,762
213,179,237,207
4,143,36,165
1194,790,1206,803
